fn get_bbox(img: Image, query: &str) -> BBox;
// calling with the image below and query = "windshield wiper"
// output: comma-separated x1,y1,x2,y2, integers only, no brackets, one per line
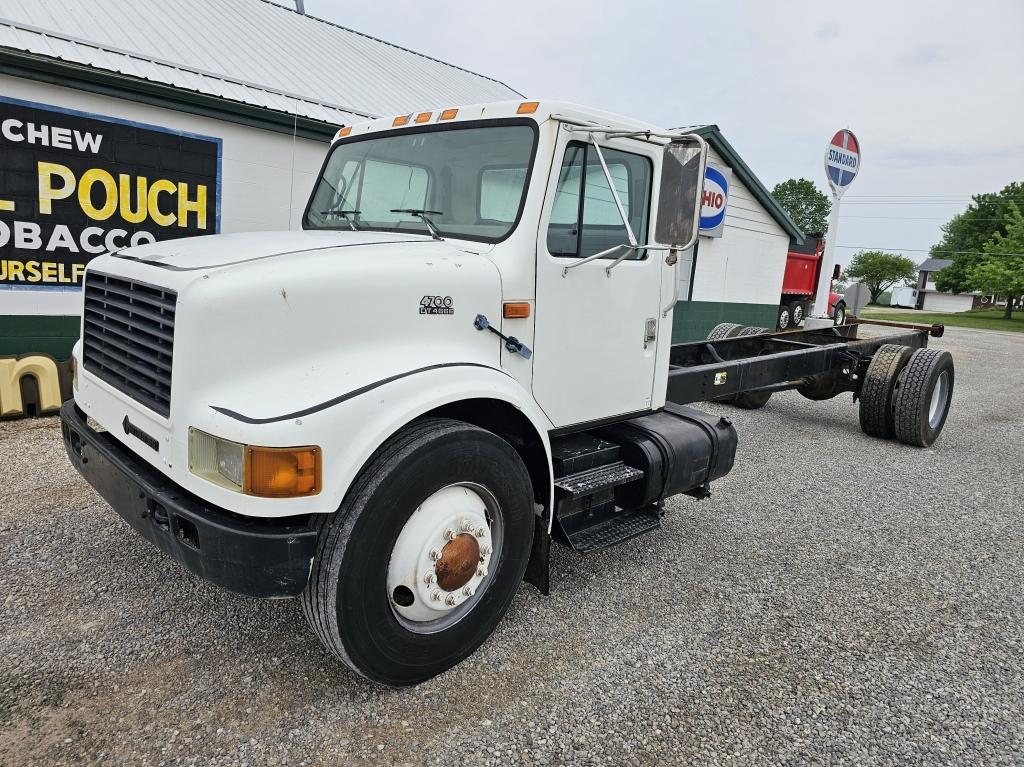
390,209,445,240
320,209,362,231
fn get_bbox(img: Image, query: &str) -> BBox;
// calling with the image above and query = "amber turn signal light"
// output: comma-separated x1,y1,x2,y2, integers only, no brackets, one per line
517,101,539,114
414,111,432,123
336,126,351,138
244,446,321,497
393,115,410,126
503,302,531,319
439,108,459,120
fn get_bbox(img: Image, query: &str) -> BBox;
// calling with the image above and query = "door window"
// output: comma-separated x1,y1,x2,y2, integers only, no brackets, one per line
546,141,652,259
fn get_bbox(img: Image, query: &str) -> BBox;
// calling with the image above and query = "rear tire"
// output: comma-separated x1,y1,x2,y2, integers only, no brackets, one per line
859,344,914,439
777,306,791,330
892,349,955,447
301,417,535,686
790,301,805,328
737,325,770,336
732,326,772,409
707,322,745,341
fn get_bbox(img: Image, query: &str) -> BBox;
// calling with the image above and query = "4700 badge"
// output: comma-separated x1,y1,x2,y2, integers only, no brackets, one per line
419,295,454,315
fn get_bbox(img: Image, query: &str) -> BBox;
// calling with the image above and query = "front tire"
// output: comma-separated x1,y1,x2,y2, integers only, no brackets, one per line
302,418,535,686
833,302,847,325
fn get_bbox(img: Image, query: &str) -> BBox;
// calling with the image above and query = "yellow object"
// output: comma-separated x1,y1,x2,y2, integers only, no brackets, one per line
336,126,351,138
517,101,539,114
244,445,321,497
414,112,432,124
393,115,410,127
439,108,459,121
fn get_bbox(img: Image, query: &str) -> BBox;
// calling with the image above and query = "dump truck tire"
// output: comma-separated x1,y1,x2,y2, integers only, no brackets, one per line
892,349,955,447
706,323,744,341
789,301,806,328
777,305,791,330
301,417,534,687
859,344,914,439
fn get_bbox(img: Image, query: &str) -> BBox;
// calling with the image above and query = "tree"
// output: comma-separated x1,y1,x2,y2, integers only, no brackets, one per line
967,202,1024,319
845,250,918,304
771,178,831,234
932,182,1024,293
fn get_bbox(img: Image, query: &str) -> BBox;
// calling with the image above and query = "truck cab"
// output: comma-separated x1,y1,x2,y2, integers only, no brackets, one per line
62,100,721,685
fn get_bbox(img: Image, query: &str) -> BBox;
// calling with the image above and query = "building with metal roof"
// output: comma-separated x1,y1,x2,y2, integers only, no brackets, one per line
0,0,520,134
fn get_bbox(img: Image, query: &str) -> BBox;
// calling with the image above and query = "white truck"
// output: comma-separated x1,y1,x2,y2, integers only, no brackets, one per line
61,100,955,686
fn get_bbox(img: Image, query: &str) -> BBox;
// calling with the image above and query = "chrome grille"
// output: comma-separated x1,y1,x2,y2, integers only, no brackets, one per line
82,272,176,417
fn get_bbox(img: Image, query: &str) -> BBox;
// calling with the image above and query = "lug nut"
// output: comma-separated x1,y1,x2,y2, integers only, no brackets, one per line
443,528,456,541
481,545,492,556
477,567,487,578
460,519,475,532
430,590,442,602
475,527,487,538
462,586,474,596
424,572,436,585
429,549,441,561
444,594,457,606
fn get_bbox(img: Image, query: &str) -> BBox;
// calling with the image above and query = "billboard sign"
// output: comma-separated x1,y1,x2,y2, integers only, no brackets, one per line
0,96,221,288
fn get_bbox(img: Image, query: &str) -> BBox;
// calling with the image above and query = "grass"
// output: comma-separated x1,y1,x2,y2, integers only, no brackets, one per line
860,307,1024,332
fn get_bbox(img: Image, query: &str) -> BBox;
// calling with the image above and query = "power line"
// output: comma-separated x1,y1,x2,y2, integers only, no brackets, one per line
837,245,1024,257
839,215,1008,221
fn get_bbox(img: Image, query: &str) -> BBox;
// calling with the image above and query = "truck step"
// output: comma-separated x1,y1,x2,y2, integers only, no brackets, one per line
558,505,661,552
554,461,644,497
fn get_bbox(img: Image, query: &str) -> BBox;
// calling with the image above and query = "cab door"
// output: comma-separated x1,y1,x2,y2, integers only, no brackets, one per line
531,131,662,428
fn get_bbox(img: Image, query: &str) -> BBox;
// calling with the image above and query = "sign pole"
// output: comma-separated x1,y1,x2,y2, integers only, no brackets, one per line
809,128,860,323
813,190,842,318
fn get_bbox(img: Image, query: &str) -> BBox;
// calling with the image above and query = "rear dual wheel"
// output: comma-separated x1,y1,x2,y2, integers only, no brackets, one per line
302,418,534,687
859,346,954,446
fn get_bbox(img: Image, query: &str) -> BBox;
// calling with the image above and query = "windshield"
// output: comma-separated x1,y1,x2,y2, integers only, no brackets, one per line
304,120,537,243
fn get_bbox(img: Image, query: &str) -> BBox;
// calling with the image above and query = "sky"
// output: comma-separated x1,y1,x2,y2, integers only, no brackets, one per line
304,0,1024,267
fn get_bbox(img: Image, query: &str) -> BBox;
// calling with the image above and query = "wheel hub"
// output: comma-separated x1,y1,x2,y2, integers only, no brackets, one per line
435,533,480,591
386,484,496,628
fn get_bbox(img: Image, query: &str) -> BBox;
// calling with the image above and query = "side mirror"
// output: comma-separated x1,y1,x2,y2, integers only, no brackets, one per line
655,136,708,250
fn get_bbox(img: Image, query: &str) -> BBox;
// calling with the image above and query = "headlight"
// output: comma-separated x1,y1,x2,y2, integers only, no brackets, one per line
188,428,320,497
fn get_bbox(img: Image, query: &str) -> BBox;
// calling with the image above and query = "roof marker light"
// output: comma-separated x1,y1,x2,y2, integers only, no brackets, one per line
415,111,432,123
336,126,351,138
517,101,539,114
439,108,459,120
393,115,410,126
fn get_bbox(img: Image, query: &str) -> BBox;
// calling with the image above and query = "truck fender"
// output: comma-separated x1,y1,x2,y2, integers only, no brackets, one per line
305,364,555,526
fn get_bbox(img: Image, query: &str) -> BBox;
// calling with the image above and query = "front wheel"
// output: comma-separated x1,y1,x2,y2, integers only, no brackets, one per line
302,418,535,686
833,302,848,325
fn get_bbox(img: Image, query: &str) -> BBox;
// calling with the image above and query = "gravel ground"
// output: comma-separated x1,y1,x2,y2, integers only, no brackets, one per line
2,326,1022,766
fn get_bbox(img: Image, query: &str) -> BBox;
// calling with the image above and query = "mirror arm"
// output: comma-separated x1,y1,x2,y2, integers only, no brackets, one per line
588,134,638,248
562,244,629,276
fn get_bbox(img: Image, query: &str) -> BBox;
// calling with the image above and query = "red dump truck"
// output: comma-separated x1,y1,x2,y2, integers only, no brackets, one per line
777,235,845,329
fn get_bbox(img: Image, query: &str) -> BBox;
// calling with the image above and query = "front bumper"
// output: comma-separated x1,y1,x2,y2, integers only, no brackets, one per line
60,401,318,598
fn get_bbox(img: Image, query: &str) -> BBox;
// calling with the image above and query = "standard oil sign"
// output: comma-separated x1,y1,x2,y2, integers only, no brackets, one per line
0,96,221,287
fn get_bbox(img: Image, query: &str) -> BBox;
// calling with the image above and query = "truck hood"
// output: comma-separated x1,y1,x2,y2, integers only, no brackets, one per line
110,229,489,270
84,229,505,431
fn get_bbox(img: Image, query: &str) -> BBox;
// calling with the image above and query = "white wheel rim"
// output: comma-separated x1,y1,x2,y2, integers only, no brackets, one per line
794,305,803,322
386,483,500,633
780,310,790,328
928,370,950,428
